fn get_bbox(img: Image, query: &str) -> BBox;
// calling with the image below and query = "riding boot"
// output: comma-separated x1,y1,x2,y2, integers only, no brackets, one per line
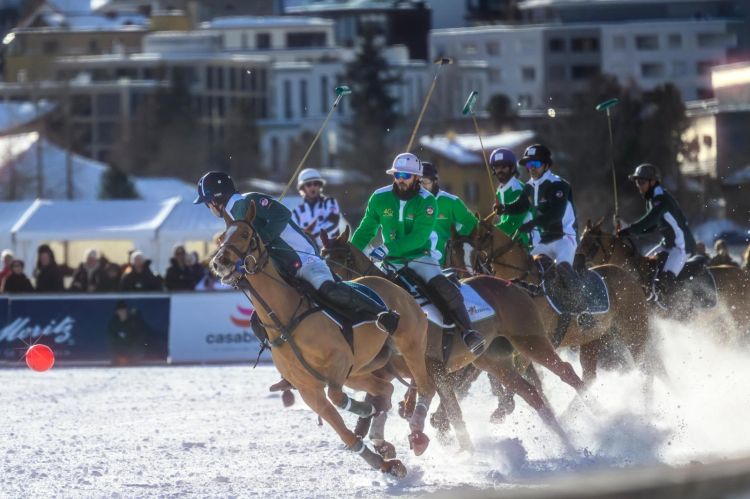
427,275,486,354
654,270,678,307
318,281,400,334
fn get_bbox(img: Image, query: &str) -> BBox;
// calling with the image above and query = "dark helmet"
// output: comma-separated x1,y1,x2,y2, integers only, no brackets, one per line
194,171,236,205
421,161,438,180
489,148,517,168
628,163,660,182
518,144,553,166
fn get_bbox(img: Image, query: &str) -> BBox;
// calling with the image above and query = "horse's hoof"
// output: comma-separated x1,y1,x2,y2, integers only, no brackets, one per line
354,416,372,439
381,459,407,478
397,400,414,420
374,441,397,460
281,390,295,407
408,430,430,456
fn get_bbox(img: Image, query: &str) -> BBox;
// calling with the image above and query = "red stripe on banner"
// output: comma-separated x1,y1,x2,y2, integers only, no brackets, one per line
230,317,252,328
236,305,254,315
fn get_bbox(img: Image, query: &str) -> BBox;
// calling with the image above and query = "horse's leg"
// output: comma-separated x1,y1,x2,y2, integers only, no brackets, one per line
297,387,406,477
508,335,585,392
473,351,574,453
427,358,473,452
579,338,602,384
397,338,437,456
431,365,481,431
488,371,516,424
344,375,397,459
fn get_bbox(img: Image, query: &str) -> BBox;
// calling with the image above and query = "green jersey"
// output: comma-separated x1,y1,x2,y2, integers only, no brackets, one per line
351,185,437,263
495,177,533,248
433,190,478,266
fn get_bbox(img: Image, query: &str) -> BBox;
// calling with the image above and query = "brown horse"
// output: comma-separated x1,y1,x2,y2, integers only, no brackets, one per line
579,220,750,338
321,226,584,452
450,214,655,382
210,202,438,477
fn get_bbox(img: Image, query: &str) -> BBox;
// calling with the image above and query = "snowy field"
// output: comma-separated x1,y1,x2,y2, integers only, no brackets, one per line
3,317,750,498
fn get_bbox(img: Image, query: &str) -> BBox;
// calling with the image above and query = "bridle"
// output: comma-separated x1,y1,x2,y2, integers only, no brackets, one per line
583,229,637,265
471,225,532,279
218,219,269,276
322,244,383,279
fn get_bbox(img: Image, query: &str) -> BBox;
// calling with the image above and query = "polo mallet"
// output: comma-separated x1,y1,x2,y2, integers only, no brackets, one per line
462,90,494,193
405,57,452,152
596,97,620,227
279,85,352,201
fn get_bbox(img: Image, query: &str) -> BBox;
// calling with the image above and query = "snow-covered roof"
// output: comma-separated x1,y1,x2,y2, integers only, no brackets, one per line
724,165,750,186
419,130,536,165
286,0,420,13
519,0,708,9
159,199,224,240
12,197,180,242
0,200,37,252
0,100,55,134
37,12,148,29
203,16,332,29
0,132,202,201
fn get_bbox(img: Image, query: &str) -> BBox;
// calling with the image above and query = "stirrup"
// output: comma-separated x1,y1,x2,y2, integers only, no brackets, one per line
375,310,400,334
462,330,486,355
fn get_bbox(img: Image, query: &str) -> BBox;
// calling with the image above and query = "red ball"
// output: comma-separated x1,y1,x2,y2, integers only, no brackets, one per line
25,344,55,372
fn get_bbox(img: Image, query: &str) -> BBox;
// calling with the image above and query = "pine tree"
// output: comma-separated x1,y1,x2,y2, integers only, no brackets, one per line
100,166,138,199
341,26,400,182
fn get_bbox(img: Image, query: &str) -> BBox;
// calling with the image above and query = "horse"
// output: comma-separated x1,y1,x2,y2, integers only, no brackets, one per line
448,214,656,382
320,226,584,452
579,219,750,338
210,202,437,477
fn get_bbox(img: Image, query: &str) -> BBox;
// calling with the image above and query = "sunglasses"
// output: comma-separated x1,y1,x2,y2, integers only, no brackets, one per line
525,160,544,169
393,172,413,180
304,181,323,188
634,178,650,185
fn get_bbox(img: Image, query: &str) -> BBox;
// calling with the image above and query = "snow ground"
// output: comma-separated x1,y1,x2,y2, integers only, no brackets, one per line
3,317,750,498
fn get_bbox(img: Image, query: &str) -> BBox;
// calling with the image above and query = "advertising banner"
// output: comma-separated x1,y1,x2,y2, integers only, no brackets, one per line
169,292,270,363
0,295,170,364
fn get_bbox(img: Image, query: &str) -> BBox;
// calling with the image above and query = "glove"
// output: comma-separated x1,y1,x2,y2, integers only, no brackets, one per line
518,221,535,233
493,202,505,215
369,245,388,262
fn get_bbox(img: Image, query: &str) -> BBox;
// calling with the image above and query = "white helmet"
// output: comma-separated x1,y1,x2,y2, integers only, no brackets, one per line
386,153,422,176
297,168,326,189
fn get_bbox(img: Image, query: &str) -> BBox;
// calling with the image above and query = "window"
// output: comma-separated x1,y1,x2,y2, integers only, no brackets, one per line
88,39,100,54
672,61,688,77
488,68,501,82
241,33,248,49
206,67,213,90
286,32,326,48
641,62,665,78
320,75,328,113
613,36,626,50
256,33,270,49
284,80,292,119
703,135,713,148
216,67,224,89
518,94,532,108
549,65,565,80
522,66,536,81
300,80,308,118
668,34,682,48
697,32,726,48
462,42,477,56
549,38,565,52
96,93,120,116
571,64,599,80
635,35,659,50
696,60,714,75
486,40,500,55
571,37,599,52
229,68,237,90
71,95,92,116
271,137,280,172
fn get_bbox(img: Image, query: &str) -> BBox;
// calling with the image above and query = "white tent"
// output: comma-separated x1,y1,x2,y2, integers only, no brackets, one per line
0,200,37,254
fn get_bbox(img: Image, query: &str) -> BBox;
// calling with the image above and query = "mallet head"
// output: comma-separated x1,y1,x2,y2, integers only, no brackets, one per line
596,98,619,112
462,91,479,116
434,57,453,65
335,85,352,96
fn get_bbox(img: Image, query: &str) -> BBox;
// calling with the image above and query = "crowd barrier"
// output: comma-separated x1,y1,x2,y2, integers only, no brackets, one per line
0,291,272,366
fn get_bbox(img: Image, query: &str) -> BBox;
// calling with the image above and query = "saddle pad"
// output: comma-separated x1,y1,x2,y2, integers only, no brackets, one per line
320,281,385,329
419,284,496,328
542,269,610,315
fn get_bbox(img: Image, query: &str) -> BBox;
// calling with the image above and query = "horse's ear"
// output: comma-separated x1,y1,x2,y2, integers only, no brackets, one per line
340,224,351,241
246,200,256,222
585,219,592,230
450,224,459,239
320,230,329,246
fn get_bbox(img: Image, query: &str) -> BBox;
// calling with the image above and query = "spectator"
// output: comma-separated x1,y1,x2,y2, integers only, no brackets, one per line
195,270,231,291
0,249,13,283
34,244,64,292
96,261,122,292
70,248,104,292
743,243,750,271
120,251,163,292
709,239,739,267
1,260,34,293
692,241,709,264
107,300,145,366
165,245,196,291
188,251,205,283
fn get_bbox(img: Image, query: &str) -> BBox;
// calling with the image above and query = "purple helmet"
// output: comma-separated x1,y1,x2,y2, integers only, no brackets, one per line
489,148,517,167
